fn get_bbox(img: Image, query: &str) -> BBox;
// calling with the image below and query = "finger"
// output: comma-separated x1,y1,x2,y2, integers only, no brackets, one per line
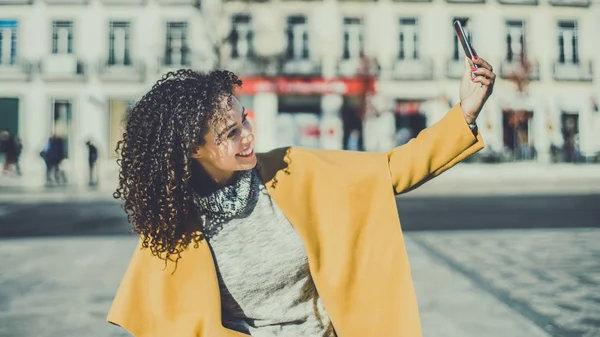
472,67,495,80
464,57,475,76
473,57,493,71
472,76,492,86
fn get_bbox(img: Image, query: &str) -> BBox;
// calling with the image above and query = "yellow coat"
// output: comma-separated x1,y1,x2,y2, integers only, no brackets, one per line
107,104,484,337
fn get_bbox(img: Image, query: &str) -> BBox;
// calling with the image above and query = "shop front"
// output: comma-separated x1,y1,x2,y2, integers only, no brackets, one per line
235,76,375,152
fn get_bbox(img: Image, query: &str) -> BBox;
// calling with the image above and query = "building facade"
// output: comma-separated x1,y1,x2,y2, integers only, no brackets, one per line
0,0,598,186
220,0,599,163
0,0,213,185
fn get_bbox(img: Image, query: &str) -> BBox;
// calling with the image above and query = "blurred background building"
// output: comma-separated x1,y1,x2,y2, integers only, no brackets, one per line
0,0,599,187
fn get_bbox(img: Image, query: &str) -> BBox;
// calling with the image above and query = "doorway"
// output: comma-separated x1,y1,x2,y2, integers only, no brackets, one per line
0,98,19,136
502,109,534,160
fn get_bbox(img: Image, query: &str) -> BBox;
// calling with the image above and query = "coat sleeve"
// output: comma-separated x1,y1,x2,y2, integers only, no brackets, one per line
387,103,485,195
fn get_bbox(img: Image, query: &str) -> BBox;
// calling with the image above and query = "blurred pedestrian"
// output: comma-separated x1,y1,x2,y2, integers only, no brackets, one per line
85,140,99,186
0,131,19,176
14,136,22,176
40,135,66,185
108,57,496,337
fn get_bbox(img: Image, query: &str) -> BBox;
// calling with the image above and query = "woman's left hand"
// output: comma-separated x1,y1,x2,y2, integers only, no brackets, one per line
459,56,496,124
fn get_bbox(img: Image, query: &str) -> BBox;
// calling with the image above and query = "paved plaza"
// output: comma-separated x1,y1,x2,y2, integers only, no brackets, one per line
0,228,598,337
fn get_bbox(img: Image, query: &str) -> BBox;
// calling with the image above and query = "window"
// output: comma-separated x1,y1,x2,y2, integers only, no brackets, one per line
230,14,254,59
343,17,363,60
51,99,72,158
52,21,74,54
0,20,18,65
286,15,309,60
109,21,131,66
506,20,525,62
557,20,578,64
165,22,189,66
399,18,418,60
452,17,471,61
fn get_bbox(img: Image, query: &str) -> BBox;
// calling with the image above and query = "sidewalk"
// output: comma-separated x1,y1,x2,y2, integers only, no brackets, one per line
1,162,599,202
403,162,600,197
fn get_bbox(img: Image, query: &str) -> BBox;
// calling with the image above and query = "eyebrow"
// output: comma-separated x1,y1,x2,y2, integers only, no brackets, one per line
217,107,246,139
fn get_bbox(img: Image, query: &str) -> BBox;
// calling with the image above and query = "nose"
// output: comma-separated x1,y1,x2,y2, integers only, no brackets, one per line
241,125,254,145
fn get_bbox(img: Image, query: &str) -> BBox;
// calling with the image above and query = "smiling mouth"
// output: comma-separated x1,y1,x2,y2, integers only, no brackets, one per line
236,147,254,158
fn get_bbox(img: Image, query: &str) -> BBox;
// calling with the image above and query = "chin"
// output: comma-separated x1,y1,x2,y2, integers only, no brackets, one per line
236,155,257,170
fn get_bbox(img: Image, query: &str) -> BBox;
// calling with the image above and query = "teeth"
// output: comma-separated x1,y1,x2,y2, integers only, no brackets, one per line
238,148,252,156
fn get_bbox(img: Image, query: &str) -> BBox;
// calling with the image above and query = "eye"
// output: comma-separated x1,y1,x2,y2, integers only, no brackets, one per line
227,128,240,139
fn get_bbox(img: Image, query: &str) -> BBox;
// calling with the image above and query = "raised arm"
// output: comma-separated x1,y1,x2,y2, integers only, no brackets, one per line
388,56,495,194
387,103,484,195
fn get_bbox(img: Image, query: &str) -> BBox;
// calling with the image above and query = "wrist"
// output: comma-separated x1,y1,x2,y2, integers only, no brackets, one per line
459,101,477,124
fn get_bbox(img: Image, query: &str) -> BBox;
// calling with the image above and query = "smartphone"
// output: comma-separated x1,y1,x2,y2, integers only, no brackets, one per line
453,20,478,68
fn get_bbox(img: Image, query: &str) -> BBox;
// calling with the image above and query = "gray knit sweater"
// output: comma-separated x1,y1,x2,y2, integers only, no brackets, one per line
205,178,333,337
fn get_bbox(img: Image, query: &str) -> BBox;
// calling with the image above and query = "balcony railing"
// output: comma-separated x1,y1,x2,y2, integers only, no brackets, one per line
43,0,88,4
499,59,540,81
0,0,33,4
157,56,193,76
446,0,485,3
548,0,590,6
553,61,593,82
39,54,87,82
497,0,537,4
100,0,146,4
98,61,146,83
0,60,34,82
445,58,464,79
156,0,200,5
390,58,434,81
393,0,432,2
337,59,379,78
281,58,321,76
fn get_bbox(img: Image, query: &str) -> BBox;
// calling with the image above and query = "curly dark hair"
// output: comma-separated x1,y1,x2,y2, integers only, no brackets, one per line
114,69,242,262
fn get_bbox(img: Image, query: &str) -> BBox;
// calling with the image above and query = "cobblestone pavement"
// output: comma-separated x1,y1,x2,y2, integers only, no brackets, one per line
411,228,600,337
1,229,597,337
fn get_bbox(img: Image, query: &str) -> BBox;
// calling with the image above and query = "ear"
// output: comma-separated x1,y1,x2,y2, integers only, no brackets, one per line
190,146,205,159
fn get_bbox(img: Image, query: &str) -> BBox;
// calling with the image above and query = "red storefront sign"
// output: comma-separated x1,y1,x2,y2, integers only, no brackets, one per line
236,76,376,96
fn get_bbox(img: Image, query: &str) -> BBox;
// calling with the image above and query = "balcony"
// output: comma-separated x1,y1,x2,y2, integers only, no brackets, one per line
100,0,146,4
337,59,379,78
226,58,266,76
553,61,593,82
156,0,200,6
98,61,146,83
446,0,485,3
281,59,321,76
157,56,193,76
497,0,537,4
0,0,33,4
39,54,87,82
548,0,589,6
499,59,540,81
390,58,433,81
446,58,464,79
43,0,89,4
0,60,34,82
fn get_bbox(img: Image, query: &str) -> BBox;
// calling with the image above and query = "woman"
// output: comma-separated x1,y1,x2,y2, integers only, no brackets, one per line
108,56,495,337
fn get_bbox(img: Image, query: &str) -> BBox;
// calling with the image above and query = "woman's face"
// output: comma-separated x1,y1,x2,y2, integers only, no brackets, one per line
191,96,256,185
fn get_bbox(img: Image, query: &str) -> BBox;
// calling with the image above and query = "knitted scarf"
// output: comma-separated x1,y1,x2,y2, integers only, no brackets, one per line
193,169,260,239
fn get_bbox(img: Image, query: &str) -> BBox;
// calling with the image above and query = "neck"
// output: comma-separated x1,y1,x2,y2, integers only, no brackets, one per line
191,160,238,195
